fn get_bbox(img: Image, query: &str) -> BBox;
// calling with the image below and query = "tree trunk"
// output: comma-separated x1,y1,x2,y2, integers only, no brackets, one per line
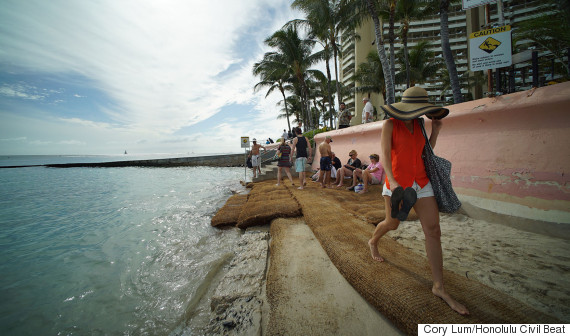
365,0,395,104
332,39,342,128
403,20,411,88
389,0,396,89
332,34,342,108
440,0,463,103
324,49,335,130
279,86,291,132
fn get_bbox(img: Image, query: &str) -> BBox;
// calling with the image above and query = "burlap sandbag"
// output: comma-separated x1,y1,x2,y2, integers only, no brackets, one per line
289,183,559,335
237,183,302,229
211,193,249,227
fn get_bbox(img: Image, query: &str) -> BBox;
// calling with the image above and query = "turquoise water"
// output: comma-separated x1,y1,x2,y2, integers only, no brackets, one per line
0,158,245,335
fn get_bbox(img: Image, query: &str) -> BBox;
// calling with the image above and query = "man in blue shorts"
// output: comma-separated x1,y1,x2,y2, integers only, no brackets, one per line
290,127,313,190
317,135,333,188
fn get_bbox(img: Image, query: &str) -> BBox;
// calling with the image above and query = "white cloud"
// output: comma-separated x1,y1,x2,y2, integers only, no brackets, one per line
0,84,44,100
0,0,307,155
2,1,295,125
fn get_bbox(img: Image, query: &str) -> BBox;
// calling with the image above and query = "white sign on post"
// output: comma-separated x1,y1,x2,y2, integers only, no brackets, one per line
469,25,512,71
462,0,496,10
241,137,250,148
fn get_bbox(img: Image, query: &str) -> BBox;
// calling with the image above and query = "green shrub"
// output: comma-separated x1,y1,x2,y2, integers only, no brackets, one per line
303,127,331,147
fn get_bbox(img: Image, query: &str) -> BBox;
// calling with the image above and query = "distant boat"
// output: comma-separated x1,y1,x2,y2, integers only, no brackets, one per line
124,150,128,155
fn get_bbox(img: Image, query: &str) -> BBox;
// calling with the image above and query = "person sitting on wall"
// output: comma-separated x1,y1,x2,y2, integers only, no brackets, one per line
338,102,352,129
347,154,384,193
362,96,374,124
334,150,362,188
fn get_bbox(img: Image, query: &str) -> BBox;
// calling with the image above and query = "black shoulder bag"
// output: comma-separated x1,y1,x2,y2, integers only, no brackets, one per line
419,118,462,213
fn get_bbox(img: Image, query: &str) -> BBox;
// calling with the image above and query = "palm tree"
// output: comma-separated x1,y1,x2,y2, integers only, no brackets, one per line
440,0,463,103
278,94,303,125
395,40,444,86
264,26,322,130
394,0,438,88
364,0,395,104
437,68,486,103
290,0,360,126
374,0,398,93
514,0,570,77
253,55,294,132
354,50,386,102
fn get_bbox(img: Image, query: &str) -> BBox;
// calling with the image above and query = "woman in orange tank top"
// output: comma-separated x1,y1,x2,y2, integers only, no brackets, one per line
368,87,469,316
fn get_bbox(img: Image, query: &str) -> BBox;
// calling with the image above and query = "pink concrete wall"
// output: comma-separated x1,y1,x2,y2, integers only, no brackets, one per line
314,82,570,217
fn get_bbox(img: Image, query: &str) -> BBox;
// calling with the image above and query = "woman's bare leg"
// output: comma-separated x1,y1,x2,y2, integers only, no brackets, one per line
276,167,282,185
285,167,294,184
335,168,345,187
369,196,400,261
359,170,371,193
414,197,469,315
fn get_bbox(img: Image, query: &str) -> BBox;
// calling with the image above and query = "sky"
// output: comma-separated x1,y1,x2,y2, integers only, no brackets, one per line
0,0,303,155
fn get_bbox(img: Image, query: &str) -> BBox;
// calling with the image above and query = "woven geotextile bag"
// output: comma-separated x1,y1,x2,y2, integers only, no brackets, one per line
419,118,461,213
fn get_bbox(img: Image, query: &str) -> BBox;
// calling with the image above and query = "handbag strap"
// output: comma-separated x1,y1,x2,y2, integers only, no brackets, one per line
418,118,434,156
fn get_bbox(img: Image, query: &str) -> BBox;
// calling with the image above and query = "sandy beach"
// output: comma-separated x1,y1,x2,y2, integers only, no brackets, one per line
388,211,570,321
211,179,569,335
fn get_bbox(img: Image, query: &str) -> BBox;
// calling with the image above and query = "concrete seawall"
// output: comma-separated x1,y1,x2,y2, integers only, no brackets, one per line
313,82,570,238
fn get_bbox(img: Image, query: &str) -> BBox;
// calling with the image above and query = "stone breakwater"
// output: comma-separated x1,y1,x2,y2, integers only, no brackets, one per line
43,154,248,168
204,230,269,335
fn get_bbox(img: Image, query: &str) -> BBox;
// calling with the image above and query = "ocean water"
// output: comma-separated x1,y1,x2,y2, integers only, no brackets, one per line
0,156,247,335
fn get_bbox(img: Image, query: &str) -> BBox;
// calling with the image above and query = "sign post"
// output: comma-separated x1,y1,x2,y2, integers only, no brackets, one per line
241,137,250,182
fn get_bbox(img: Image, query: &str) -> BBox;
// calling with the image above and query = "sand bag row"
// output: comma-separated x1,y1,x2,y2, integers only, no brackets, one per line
236,183,302,229
289,183,559,335
211,194,249,227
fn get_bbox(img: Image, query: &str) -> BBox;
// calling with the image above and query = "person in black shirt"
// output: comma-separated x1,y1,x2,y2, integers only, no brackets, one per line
290,127,312,190
334,149,361,188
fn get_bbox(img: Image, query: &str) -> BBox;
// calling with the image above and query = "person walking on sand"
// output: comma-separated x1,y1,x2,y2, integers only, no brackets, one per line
248,138,266,178
317,136,333,188
347,154,384,194
290,127,312,190
275,138,294,186
368,86,469,316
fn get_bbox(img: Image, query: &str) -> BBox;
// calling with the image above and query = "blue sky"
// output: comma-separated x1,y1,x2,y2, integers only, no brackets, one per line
0,0,301,155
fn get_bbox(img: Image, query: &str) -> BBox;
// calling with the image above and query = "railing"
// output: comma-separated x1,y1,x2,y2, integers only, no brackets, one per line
493,48,569,95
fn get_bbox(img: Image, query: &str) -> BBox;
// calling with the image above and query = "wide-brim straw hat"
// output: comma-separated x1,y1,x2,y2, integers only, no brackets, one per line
380,86,449,120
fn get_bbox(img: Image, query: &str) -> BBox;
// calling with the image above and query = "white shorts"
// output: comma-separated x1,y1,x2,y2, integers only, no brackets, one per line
382,181,434,199
251,155,260,167
370,175,381,185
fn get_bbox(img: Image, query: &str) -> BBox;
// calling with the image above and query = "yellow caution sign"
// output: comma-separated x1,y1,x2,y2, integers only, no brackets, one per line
479,37,502,54
469,25,511,39
469,25,512,71
241,136,250,148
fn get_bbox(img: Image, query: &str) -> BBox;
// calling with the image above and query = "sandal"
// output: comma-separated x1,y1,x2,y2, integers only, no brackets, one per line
397,187,417,221
390,186,404,219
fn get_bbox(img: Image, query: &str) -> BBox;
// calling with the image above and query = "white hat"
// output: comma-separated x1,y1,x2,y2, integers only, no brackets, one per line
362,96,370,101
252,138,257,142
